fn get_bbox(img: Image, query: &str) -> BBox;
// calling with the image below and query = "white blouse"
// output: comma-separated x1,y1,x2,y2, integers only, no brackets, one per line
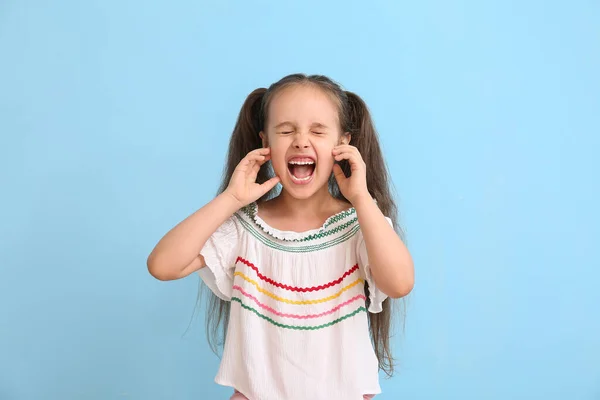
198,202,391,400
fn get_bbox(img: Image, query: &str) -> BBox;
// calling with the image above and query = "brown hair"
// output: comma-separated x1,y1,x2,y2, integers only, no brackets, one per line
205,73,404,377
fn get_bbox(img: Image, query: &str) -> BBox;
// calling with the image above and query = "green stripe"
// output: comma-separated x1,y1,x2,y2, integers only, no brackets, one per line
241,204,357,242
235,213,360,253
322,208,357,229
301,217,358,242
232,297,366,330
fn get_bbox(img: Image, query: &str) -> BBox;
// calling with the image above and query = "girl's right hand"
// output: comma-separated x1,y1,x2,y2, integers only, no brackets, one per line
224,148,280,208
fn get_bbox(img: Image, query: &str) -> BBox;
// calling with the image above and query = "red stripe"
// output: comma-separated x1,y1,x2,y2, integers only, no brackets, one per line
236,256,359,293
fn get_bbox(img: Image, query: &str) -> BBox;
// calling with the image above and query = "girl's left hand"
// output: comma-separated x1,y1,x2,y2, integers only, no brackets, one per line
332,145,370,204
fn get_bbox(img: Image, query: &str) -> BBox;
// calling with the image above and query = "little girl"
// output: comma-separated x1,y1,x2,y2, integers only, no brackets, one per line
148,74,414,400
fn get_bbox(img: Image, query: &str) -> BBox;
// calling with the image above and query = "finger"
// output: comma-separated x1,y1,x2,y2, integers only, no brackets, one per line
332,163,346,182
258,176,281,195
258,153,271,165
333,149,365,165
239,154,266,172
249,151,273,165
246,153,267,163
333,147,361,159
248,161,261,181
333,151,358,163
251,159,261,172
240,148,269,164
249,147,271,157
250,154,271,175
334,152,366,175
244,155,270,183
332,145,359,155
333,147,362,167
251,156,269,175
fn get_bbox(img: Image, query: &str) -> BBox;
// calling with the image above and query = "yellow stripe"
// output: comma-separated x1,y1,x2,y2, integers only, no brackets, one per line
233,272,364,305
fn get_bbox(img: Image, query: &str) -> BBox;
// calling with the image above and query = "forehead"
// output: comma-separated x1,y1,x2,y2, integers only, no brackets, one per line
267,84,340,127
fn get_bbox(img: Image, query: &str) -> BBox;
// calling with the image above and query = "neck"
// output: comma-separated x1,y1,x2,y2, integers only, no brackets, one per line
275,185,339,218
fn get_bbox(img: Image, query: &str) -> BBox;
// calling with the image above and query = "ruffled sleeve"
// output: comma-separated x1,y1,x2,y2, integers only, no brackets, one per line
356,216,393,313
197,215,240,301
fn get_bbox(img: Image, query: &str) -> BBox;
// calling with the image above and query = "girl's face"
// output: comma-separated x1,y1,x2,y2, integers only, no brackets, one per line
260,85,350,199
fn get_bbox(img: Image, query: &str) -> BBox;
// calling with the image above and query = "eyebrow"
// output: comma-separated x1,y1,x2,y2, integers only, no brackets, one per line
310,122,329,129
273,121,330,129
274,121,295,129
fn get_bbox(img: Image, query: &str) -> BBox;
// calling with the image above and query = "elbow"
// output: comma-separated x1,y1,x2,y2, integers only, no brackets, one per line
386,267,415,299
147,253,176,281
387,280,414,299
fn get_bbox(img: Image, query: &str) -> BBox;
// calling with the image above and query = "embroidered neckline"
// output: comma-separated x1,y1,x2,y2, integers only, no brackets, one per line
241,201,357,242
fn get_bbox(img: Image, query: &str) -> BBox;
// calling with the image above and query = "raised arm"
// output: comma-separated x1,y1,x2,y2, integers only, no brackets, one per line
147,148,279,280
147,193,241,280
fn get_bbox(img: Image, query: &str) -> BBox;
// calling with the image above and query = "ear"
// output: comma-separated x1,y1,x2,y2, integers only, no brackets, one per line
259,131,268,148
340,132,351,145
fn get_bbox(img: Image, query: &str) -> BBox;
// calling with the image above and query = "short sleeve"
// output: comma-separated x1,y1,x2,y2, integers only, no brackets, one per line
197,215,240,301
357,216,393,313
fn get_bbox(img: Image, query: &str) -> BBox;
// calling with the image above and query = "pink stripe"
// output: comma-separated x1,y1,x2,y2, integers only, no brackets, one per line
232,285,366,319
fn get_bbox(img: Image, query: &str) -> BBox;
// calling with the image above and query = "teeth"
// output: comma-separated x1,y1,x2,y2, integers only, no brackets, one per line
292,175,312,181
289,160,315,165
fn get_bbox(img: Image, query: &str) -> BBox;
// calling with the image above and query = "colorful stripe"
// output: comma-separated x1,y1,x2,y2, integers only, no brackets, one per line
242,203,357,242
320,207,357,229
234,213,360,253
276,217,358,242
234,272,364,305
236,256,359,292
233,285,366,319
232,297,366,330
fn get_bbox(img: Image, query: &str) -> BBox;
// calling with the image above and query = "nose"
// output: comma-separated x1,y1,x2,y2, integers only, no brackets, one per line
292,132,310,149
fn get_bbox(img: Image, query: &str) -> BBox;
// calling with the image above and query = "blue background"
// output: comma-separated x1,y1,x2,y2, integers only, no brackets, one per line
1,1,599,399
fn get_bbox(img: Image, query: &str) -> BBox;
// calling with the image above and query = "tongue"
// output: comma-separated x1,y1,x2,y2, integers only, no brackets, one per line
290,164,314,178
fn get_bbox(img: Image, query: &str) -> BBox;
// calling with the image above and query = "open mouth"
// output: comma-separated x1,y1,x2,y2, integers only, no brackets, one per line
287,158,316,185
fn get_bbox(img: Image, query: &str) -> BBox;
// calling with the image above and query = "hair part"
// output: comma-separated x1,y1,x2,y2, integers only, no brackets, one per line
205,73,405,377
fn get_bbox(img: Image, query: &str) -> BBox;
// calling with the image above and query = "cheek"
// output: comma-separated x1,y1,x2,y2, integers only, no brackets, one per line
321,159,335,173
318,141,336,161
268,145,288,172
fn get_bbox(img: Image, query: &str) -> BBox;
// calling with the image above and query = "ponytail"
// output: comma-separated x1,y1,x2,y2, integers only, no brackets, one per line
207,88,273,355
217,88,276,201
345,90,402,377
344,90,399,235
